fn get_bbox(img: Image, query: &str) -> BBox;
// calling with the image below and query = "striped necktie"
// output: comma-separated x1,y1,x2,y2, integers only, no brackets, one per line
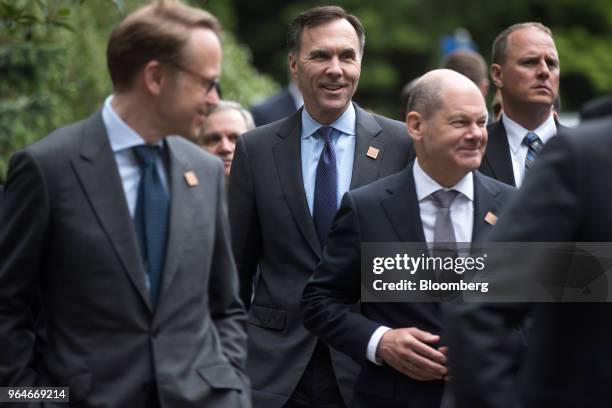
524,131,543,172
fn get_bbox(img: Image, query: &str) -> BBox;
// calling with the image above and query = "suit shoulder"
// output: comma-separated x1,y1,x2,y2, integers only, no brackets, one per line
25,114,98,162
350,169,405,202
558,117,612,150
166,135,223,171
475,171,515,198
240,116,293,148
370,113,407,137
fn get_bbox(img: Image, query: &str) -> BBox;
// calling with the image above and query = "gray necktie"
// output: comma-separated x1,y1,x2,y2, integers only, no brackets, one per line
431,189,459,244
431,188,459,408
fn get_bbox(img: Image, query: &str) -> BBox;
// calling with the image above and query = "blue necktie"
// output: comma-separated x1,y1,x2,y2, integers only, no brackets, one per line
524,131,543,172
313,126,337,248
133,145,169,308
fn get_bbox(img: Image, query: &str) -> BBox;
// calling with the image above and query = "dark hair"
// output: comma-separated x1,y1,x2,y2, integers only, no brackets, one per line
287,6,365,55
440,50,488,85
492,22,552,65
107,0,220,92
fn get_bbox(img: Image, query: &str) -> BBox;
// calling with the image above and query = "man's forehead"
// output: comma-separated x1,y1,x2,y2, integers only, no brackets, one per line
300,19,359,48
204,110,247,130
507,28,557,53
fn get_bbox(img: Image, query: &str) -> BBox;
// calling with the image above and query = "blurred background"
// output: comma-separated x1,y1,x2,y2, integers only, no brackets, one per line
2,0,611,182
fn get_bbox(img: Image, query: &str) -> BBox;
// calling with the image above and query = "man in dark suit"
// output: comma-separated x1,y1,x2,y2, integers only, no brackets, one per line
301,69,514,408
228,6,412,408
250,80,302,127
0,2,249,407
480,22,561,187
448,117,612,408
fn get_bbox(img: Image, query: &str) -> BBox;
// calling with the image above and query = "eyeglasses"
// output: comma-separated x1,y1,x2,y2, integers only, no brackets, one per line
169,62,222,98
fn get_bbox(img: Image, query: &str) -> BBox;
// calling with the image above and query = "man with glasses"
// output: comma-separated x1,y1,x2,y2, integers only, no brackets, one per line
0,2,249,407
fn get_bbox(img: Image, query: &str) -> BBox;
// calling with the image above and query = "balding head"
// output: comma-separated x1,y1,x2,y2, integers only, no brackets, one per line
408,69,486,120
406,69,488,187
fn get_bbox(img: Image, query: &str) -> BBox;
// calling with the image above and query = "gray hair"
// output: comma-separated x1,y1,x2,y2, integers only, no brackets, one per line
206,100,255,131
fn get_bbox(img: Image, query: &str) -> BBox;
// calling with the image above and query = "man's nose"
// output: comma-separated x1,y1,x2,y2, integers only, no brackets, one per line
219,136,234,153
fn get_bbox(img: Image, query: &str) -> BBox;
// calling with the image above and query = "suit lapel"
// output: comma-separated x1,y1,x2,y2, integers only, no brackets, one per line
483,120,516,186
158,137,201,302
472,172,503,242
380,165,426,242
350,104,386,189
273,109,321,258
71,112,152,313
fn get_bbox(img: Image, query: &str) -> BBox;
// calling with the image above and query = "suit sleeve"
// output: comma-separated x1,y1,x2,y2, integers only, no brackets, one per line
209,162,248,372
447,134,582,408
227,135,261,309
301,192,382,365
0,150,50,386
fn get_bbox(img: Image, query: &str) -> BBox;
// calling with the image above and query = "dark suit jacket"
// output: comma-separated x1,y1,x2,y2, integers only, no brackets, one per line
0,112,250,407
228,103,413,407
301,165,515,408
448,117,612,408
480,118,567,186
250,87,298,127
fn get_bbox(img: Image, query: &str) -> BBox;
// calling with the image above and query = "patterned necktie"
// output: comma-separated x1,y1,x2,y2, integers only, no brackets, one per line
133,145,170,308
313,126,337,248
524,131,543,172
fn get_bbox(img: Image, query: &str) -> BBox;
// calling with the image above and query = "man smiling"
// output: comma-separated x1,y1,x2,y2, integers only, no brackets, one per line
228,6,413,407
301,69,515,408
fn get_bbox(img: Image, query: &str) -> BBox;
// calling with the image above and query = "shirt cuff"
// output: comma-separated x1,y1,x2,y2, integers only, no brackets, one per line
366,326,391,365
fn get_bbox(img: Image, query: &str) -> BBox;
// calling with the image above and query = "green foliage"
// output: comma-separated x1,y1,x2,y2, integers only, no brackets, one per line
0,0,278,182
233,0,612,118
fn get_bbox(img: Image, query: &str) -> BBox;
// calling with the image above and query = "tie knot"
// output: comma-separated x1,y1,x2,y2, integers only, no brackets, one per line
431,189,459,209
133,145,160,168
317,126,334,144
524,132,542,148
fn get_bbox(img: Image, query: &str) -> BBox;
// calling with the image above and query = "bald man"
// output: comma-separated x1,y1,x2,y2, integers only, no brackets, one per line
301,69,515,408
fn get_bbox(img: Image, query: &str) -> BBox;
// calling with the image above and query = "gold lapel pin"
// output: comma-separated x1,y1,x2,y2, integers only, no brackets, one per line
484,211,498,226
184,171,199,187
366,146,380,159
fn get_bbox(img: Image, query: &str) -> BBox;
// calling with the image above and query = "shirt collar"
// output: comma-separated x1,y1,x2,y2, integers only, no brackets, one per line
301,102,356,140
102,95,163,152
413,158,474,202
501,112,557,155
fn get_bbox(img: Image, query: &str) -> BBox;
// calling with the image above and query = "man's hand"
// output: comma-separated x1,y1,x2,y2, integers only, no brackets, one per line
376,327,448,381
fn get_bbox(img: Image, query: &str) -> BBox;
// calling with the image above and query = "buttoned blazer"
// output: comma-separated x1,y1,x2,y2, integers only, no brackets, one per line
301,164,515,407
228,103,414,407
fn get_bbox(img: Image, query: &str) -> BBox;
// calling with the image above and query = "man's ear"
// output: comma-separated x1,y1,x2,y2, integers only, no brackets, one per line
491,64,503,89
406,111,424,142
143,60,165,96
288,53,298,80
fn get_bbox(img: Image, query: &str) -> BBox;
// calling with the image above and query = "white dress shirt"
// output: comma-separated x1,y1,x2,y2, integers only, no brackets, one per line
501,112,556,187
366,159,475,364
